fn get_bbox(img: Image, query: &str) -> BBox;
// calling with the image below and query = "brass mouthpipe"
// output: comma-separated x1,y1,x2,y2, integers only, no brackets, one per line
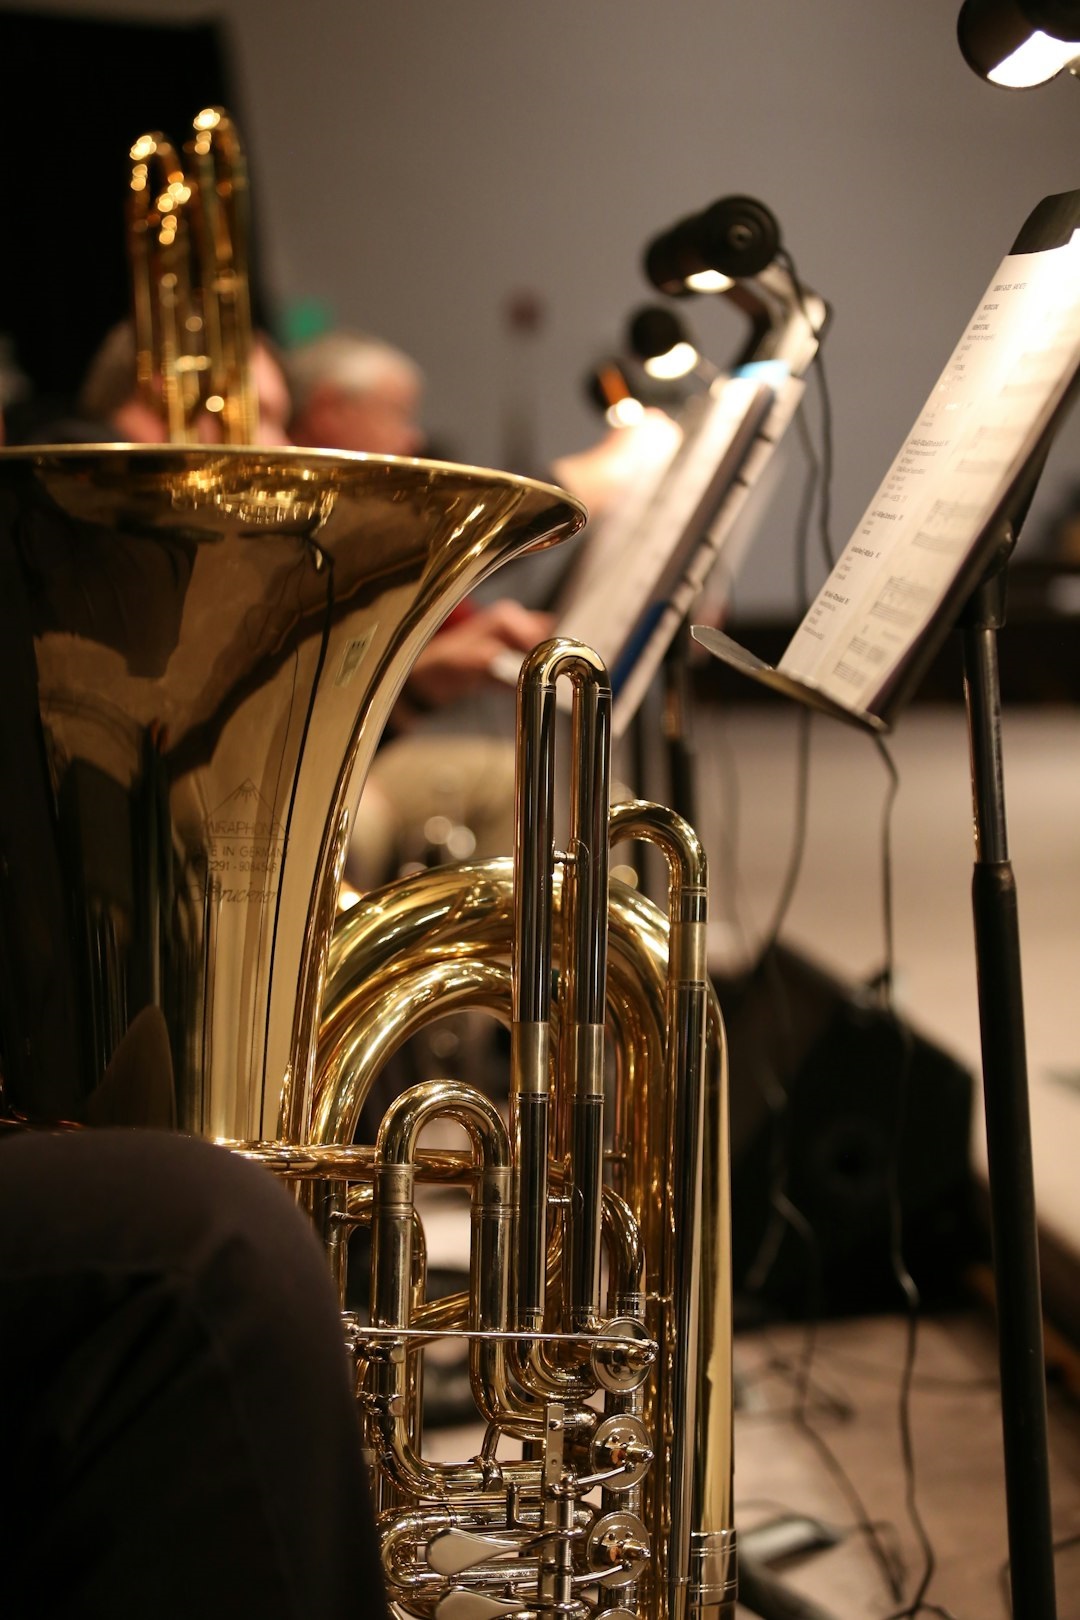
313,957,511,1150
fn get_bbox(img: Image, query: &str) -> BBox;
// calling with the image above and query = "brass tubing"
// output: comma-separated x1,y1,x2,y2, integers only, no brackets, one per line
313,958,512,1147
514,640,611,1339
127,109,254,445
127,132,192,442
318,860,668,1342
607,800,735,1620
512,643,559,1336
369,1079,533,1491
185,109,256,445
315,827,730,1612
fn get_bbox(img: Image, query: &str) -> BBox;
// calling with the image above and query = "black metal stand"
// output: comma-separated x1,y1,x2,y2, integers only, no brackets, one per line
960,538,1057,1620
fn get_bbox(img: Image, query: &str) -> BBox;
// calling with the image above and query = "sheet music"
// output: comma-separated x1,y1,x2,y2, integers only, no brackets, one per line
778,232,1080,711
491,368,776,700
555,370,773,663
611,374,805,735
550,409,684,612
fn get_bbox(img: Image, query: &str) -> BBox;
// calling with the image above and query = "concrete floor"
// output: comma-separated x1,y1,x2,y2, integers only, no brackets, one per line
731,1309,1080,1620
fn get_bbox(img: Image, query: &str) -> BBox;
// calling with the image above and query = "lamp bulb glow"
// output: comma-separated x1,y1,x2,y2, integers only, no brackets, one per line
684,269,735,294
606,397,646,428
643,341,699,380
988,26,1080,82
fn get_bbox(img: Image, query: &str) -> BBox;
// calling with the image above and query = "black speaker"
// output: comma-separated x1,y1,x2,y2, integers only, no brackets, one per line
715,946,979,1319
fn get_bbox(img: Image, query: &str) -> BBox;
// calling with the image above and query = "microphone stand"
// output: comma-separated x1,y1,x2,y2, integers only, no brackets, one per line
959,530,1057,1620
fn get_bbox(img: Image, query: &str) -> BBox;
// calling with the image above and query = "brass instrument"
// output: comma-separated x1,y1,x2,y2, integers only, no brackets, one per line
0,107,737,1620
308,643,736,1620
128,107,255,443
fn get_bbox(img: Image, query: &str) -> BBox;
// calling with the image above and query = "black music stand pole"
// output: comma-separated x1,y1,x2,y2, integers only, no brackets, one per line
960,532,1057,1620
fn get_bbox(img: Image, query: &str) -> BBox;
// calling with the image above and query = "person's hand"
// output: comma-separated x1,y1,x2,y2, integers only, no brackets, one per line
403,599,554,710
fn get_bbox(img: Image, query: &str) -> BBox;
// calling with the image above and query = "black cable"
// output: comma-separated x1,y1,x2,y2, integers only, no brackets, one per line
746,254,828,965
792,407,820,617
758,707,812,958
776,245,836,576
734,418,819,1289
788,1314,910,1604
870,734,962,1620
737,238,944,1617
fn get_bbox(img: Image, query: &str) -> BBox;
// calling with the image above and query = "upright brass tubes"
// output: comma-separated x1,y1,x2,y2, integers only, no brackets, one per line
312,636,737,1620
513,640,612,1340
128,107,256,444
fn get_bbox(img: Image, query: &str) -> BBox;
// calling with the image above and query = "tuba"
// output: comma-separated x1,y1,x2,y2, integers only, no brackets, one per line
312,644,737,1620
0,109,737,1620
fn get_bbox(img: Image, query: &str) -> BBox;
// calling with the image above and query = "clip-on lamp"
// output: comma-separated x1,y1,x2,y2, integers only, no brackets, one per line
958,0,1080,85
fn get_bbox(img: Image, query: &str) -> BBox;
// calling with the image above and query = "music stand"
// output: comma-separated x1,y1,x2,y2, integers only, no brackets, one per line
694,188,1080,1620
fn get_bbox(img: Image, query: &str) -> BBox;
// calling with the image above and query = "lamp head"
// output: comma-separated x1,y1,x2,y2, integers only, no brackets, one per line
643,196,781,296
626,305,701,379
584,359,647,427
958,0,1080,86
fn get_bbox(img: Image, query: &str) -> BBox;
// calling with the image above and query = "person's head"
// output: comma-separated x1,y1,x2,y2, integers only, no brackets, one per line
285,331,425,457
78,320,292,445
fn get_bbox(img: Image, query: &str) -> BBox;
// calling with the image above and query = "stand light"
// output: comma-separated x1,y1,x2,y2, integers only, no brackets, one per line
583,358,648,427
958,0,1080,86
626,305,706,381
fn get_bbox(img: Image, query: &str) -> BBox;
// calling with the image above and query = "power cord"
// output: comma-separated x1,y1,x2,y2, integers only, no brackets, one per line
776,244,836,578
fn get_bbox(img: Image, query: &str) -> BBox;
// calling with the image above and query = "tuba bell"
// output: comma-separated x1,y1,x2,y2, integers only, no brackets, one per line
0,107,585,1145
0,107,737,1620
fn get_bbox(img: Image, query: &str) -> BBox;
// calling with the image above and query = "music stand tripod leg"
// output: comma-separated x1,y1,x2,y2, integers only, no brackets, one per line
960,540,1057,1620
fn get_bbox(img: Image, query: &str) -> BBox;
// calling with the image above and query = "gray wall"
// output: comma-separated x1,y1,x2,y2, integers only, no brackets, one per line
20,0,1080,611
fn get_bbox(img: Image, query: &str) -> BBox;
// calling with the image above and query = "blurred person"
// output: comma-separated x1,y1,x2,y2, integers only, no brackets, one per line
287,329,425,458
286,329,666,894
64,318,293,446
286,330,555,890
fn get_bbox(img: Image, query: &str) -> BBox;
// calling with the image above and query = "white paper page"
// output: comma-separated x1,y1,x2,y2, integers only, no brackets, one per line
611,375,805,736
551,409,684,611
490,370,773,693
779,233,1080,711
553,372,773,671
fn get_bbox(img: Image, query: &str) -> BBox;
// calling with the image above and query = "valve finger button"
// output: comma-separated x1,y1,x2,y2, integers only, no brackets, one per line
587,1512,650,1587
435,1594,524,1620
590,1416,652,1491
427,1528,515,1576
591,1318,653,1394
